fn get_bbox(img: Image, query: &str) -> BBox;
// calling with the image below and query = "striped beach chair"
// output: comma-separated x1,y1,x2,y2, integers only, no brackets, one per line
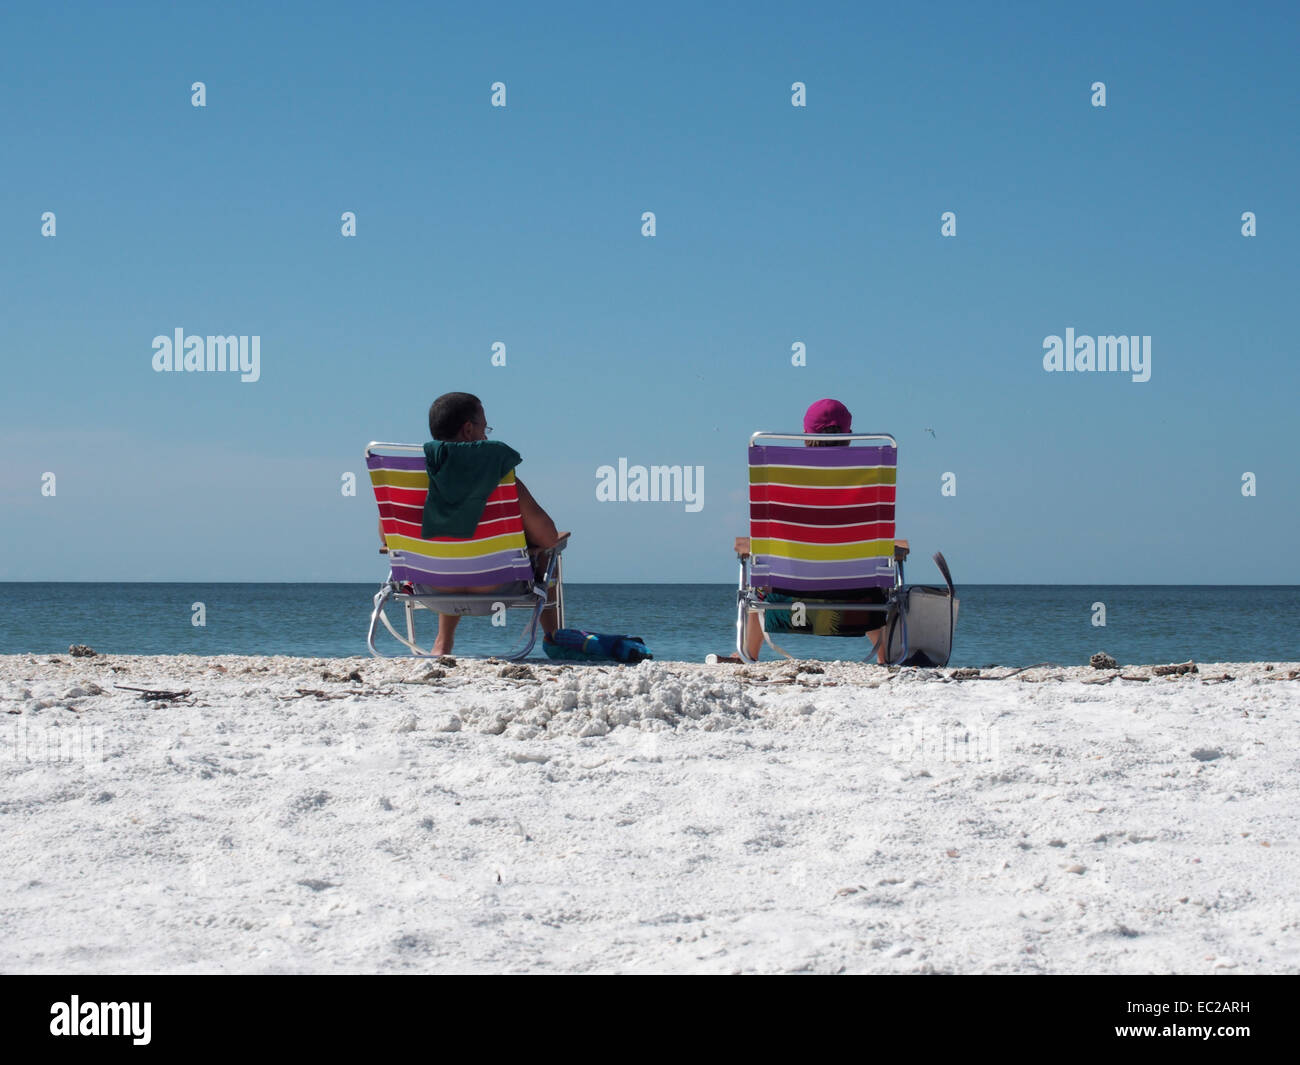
364,442,567,659
737,431,951,664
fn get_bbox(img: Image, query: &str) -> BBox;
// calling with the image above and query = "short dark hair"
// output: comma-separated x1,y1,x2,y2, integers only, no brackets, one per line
428,392,482,440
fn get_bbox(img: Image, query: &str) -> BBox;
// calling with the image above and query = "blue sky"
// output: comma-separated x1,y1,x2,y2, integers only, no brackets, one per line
1,1,1295,583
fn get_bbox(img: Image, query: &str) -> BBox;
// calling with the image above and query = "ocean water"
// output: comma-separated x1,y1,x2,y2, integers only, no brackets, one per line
0,583,1296,667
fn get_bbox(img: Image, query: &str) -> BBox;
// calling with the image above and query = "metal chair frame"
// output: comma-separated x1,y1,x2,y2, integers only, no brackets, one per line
364,441,567,660
735,431,909,664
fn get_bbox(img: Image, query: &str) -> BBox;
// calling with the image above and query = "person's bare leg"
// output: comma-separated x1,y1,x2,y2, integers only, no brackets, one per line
433,613,460,654
745,610,764,660
866,626,887,664
540,602,559,638
425,583,497,655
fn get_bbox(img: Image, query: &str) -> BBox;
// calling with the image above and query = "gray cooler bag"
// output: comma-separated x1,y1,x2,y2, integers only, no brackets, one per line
884,552,959,668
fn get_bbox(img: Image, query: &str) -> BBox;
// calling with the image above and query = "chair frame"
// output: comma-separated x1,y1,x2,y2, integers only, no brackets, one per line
364,442,568,660
735,431,911,664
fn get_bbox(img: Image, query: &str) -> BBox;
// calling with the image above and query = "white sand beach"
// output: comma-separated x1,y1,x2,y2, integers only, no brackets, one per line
2,652,1298,974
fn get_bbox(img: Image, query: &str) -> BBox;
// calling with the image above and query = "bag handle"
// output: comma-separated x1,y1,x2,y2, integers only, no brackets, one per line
932,551,955,597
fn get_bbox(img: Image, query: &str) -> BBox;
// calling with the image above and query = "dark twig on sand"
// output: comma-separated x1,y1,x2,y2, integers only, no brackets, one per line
114,685,192,701
289,688,397,701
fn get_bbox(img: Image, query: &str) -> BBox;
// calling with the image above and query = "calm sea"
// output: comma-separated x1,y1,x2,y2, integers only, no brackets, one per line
0,583,1296,667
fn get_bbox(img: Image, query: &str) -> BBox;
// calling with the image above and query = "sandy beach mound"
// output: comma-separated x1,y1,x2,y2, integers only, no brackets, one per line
2,652,1298,973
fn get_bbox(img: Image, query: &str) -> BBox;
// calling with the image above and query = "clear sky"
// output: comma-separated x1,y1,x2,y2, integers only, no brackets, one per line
1,1,1295,583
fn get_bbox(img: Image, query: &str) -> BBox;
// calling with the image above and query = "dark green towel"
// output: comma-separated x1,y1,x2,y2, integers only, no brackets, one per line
421,440,523,539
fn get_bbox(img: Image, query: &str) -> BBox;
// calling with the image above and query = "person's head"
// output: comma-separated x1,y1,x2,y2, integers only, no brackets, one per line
803,398,852,446
428,392,488,442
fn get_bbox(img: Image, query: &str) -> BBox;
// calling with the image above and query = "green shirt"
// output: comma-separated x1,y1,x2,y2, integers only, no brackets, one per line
421,440,523,540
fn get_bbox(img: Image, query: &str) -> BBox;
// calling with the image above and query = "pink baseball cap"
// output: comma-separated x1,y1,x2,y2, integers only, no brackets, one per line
803,398,852,434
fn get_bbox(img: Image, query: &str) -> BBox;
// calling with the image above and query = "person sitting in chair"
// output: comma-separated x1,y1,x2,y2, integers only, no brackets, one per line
378,391,566,654
732,398,908,663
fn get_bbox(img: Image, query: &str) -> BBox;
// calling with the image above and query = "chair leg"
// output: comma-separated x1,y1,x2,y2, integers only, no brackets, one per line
736,597,751,662
736,558,757,663
371,550,568,660
370,584,432,657
501,594,547,661
367,585,393,657
876,590,908,665
553,554,565,629
530,545,565,638
375,595,433,656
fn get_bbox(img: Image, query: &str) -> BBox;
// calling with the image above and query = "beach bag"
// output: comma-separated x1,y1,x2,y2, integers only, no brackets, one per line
883,553,959,667
543,629,653,663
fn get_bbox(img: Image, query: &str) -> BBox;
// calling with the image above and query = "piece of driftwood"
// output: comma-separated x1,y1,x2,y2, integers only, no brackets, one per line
289,688,396,701
113,685,192,701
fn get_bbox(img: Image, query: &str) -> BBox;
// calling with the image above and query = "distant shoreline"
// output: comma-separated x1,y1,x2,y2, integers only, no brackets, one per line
3,581,1299,588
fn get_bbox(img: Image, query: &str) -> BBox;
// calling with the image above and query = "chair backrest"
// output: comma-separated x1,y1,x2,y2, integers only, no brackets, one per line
365,443,535,586
748,433,897,593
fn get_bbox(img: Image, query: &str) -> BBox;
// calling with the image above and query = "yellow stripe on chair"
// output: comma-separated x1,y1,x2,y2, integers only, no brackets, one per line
751,537,895,562
388,531,528,559
368,468,433,489
369,468,518,490
749,465,897,487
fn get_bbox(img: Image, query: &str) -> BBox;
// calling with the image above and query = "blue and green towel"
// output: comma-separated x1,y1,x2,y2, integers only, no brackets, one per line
543,629,653,663
421,439,522,539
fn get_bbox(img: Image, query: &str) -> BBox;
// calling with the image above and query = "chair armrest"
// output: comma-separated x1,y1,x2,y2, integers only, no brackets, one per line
528,532,571,555
894,539,909,561
734,536,751,559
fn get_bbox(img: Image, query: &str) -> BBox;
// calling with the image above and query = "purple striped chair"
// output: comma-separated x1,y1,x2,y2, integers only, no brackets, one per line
364,443,567,659
736,431,925,663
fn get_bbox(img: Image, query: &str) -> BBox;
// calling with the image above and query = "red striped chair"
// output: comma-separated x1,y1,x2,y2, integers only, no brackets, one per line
365,442,567,658
737,432,910,662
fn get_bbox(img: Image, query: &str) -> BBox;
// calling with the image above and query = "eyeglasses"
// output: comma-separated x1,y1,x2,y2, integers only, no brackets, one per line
484,426,493,436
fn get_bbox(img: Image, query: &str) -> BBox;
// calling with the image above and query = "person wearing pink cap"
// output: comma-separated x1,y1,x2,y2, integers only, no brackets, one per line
801,397,855,442
729,398,908,662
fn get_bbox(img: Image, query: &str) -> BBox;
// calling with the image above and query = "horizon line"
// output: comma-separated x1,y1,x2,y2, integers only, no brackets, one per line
2,580,1298,588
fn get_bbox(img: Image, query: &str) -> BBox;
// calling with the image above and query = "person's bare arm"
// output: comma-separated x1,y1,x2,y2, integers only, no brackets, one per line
515,478,562,550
